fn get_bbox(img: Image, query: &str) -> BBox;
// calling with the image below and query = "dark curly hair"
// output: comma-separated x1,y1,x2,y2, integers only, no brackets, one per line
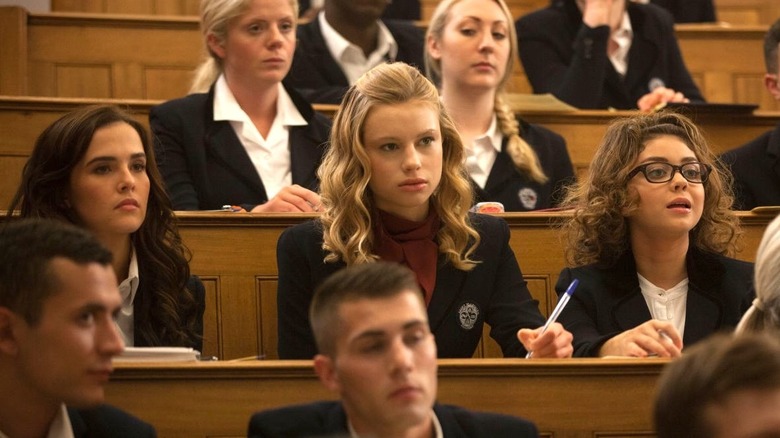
7,105,201,347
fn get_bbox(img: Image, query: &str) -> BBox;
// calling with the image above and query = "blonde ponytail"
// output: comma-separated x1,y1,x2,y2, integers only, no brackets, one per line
495,93,547,184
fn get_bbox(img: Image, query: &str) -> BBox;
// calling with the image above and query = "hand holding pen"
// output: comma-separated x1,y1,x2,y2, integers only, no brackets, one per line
520,279,578,359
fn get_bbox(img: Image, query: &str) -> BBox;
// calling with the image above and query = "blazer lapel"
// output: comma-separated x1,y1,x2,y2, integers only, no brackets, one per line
483,138,517,195
611,290,652,331
624,6,660,95
306,19,350,86
67,408,87,437
683,288,721,345
204,121,268,198
427,260,468,334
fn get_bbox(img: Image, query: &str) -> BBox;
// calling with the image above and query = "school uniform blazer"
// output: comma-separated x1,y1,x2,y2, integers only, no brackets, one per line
68,405,156,437
720,123,780,210
650,0,716,23
555,247,754,357
276,214,545,359
473,121,575,211
286,17,425,104
247,401,538,438
134,272,206,352
149,83,331,211
515,0,704,109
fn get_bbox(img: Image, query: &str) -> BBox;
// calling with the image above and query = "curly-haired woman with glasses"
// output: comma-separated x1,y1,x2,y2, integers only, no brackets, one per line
556,111,754,357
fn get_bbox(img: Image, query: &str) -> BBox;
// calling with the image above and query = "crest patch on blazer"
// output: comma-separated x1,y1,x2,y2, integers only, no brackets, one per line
517,187,538,210
458,302,480,330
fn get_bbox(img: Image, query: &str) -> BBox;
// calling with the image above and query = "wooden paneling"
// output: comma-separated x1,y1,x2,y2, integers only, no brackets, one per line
0,8,775,109
107,358,666,438
716,0,780,26
169,210,772,361
0,7,27,95
52,0,200,15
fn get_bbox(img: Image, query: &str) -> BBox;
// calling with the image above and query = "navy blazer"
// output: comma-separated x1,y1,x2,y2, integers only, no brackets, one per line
286,17,425,104
68,405,156,437
248,401,538,438
150,84,331,211
720,123,780,210
516,0,704,109
474,121,575,211
134,274,206,351
276,214,545,359
555,247,754,357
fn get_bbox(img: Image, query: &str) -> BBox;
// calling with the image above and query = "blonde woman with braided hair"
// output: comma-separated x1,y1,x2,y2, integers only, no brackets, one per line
737,214,780,334
426,0,575,211
276,62,573,359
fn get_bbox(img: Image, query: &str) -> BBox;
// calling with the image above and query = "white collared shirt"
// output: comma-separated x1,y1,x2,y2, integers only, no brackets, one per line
0,404,75,438
347,410,443,438
213,75,307,200
116,246,139,347
609,12,633,76
318,12,398,85
638,273,688,339
464,116,502,189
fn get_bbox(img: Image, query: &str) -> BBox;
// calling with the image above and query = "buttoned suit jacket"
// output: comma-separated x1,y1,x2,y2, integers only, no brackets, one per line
515,0,704,109
248,401,538,438
68,405,156,437
150,84,331,211
286,17,425,104
720,123,780,210
473,121,575,211
276,214,545,359
555,247,754,357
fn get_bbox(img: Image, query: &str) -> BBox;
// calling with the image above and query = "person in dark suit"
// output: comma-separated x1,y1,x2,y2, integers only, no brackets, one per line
516,0,704,111
556,111,753,357
251,262,539,438
655,333,780,438
426,0,575,211
721,19,780,211
0,219,156,437
151,0,331,212
276,62,573,359
285,0,425,104
8,105,205,351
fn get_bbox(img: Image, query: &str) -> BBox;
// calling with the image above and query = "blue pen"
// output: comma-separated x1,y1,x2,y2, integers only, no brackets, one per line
525,278,579,359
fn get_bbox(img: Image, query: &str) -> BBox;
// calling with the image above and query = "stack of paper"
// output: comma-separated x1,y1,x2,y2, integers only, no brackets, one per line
114,347,200,363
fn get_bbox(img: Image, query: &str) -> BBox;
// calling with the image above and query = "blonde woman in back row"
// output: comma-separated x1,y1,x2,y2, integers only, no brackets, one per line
150,0,331,212
737,214,780,333
425,0,575,211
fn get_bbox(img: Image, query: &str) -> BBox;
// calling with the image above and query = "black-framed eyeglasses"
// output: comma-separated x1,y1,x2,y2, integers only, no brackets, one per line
628,161,712,184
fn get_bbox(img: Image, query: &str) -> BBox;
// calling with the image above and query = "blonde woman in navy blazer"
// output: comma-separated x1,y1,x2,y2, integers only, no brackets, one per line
276,62,574,359
151,0,331,212
557,112,753,357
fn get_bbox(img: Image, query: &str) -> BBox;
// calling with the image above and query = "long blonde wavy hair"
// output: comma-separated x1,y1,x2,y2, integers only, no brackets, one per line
425,0,547,184
190,0,299,93
561,111,740,267
319,62,480,271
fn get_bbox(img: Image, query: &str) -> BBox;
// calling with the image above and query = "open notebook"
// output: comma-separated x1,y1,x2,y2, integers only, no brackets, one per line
114,347,200,363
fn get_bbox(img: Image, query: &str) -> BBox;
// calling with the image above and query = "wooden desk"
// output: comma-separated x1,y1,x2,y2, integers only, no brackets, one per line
174,210,771,361
108,358,666,438
2,95,778,206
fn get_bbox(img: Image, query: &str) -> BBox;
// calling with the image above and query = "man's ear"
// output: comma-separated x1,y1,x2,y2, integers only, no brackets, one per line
206,33,226,59
0,308,21,356
313,354,340,393
765,73,780,100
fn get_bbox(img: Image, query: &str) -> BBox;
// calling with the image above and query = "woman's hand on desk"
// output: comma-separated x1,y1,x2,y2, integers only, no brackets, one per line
598,320,683,358
518,322,574,358
250,185,323,213
637,87,689,112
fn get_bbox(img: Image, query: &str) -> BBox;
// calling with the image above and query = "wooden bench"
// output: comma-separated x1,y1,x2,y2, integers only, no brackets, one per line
50,0,780,26
173,210,771,360
1,7,777,111
108,358,666,438
3,95,778,206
